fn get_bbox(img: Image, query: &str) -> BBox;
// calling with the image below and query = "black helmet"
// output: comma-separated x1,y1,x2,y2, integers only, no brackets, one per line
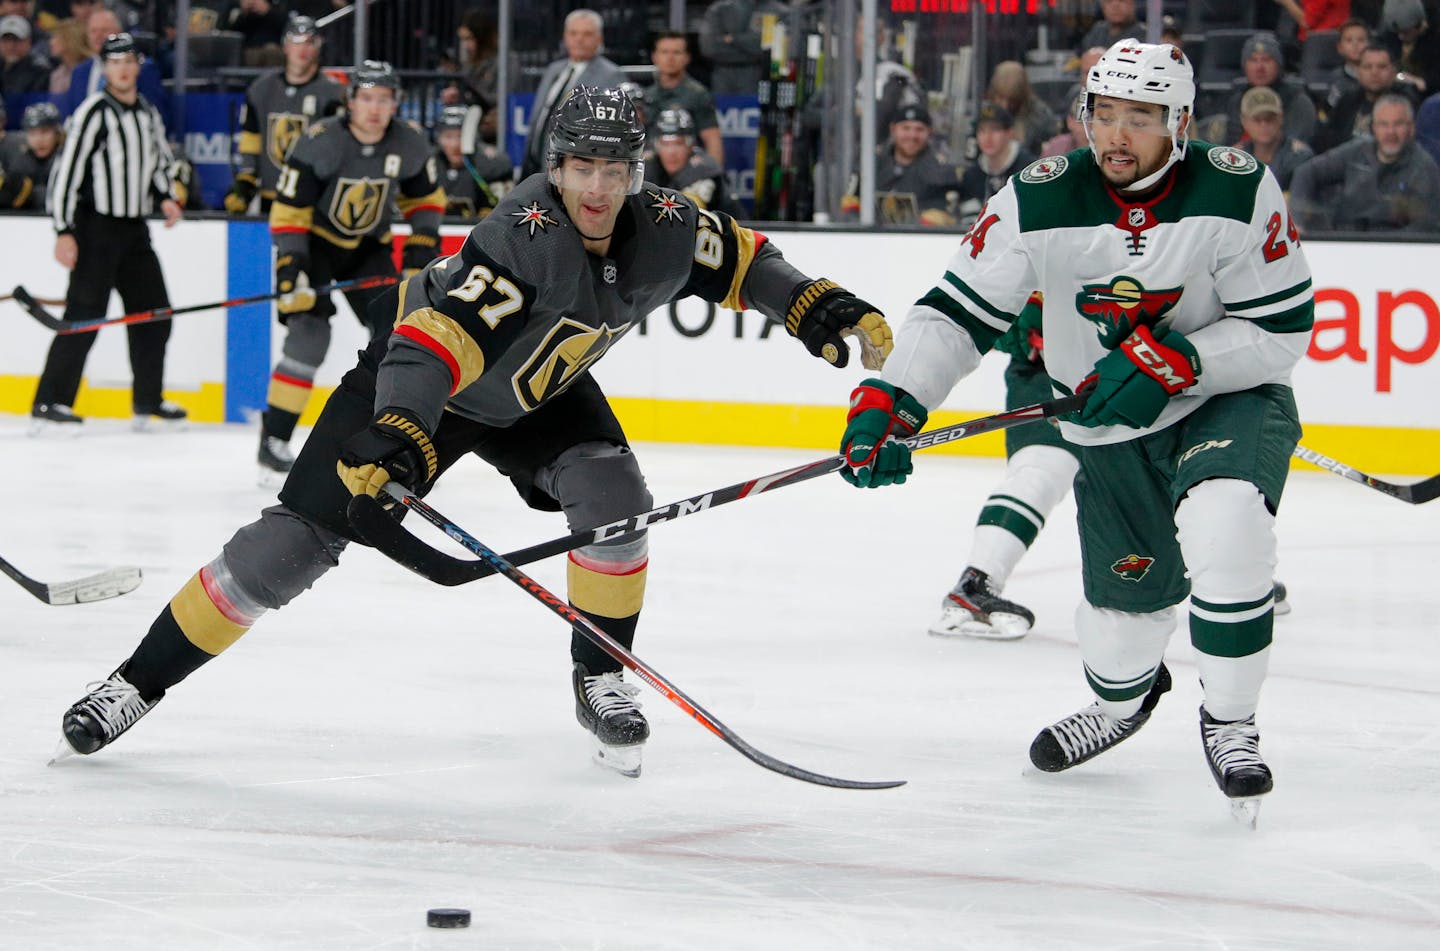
350,60,400,98
22,101,61,130
654,107,696,141
285,14,319,41
436,105,468,131
546,86,647,192
101,32,140,60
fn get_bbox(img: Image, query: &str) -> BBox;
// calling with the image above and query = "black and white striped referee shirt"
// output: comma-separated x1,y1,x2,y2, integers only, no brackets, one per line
49,89,176,233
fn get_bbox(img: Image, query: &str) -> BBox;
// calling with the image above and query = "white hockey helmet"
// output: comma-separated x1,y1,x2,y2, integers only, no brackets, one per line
1084,39,1195,188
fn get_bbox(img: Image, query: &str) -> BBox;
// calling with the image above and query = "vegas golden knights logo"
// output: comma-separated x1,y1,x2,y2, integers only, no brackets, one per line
327,177,391,237
266,114,308,168
513,318,626,411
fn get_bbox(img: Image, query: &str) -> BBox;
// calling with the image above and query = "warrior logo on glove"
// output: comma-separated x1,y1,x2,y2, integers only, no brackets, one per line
784,279,893,370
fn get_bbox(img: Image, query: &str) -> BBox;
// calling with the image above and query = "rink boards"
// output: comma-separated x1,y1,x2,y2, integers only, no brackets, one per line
0,216,1435,474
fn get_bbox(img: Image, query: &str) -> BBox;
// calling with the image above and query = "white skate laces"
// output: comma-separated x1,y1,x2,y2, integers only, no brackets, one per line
582,670,642,718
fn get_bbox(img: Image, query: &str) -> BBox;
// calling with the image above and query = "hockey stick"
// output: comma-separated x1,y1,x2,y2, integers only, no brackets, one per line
348,392,1089,587
1293,445,1440,504
0,553,142,606
0,291,64,306
11,275,400,335
367,483,905,791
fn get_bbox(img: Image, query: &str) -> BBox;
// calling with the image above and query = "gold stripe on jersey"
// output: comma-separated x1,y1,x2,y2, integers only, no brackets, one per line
398,307,487,392
721,223,760,312
239,130,262,156
270,202,312,232
397,185,446,217
170,572,250,655
266,376,312,415
568,557,647,619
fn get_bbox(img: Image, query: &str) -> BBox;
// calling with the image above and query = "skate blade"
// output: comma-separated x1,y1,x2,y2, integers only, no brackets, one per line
593,742,642,778
48,738,78,766
132,417,189,433
28,420,83,438
928,615,1030,640
256,466,289,489
1229,796,1263,829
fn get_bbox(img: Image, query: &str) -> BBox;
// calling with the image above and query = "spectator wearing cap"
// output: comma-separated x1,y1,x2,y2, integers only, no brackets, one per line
645,31,724,166
521,9,626,179
1,14,49,93
1220,32,1318,147
1377,0,1440,95
0,99,61,208
433,104,512,218
1235,86,1314,192
645,105,737,215
1291,91,1440,232
223,14,344,216
958,102,1035,228
59,6,164,118
1076,0,1144,57
1320,43,1422,150
0,0,49,59
841,101,958,225
984,60,1059,156
1042,89,1088,156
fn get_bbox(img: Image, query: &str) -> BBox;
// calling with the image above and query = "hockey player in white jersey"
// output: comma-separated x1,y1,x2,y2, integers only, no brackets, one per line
839,40,1313,820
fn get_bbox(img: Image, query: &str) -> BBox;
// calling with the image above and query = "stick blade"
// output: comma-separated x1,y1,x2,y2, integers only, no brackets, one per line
347,495,493,585
12,285,66,331
48,567,143,605
1406,474,1440,504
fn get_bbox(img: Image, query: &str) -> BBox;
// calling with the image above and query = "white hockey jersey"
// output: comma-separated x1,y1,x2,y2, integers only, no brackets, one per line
881,143,1315,445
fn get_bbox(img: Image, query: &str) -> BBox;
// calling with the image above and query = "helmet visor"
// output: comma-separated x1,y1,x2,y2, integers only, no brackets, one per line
549,156,645,196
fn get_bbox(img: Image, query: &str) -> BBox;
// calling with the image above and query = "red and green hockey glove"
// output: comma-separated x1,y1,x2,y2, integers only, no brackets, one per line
840,378,928,488
1076,325,1201,429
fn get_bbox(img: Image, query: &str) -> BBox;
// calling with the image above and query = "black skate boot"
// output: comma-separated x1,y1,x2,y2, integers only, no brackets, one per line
573,662,648,777
257,432,295,485
1200,705,1273,826
29,403,84,436
132,400,188,432
55,664,164,761
928,567,1035,640
1029,663,1172,772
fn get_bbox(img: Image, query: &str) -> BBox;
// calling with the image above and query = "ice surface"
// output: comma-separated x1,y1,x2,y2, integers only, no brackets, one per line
2,419,1437,949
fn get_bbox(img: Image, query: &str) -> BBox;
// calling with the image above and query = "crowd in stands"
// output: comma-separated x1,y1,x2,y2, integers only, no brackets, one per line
3,0,1440,236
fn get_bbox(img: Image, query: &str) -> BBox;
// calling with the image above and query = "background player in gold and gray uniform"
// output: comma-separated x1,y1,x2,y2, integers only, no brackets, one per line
433,104,511,219
223,15,343,216
0,101,61,210
644,106,736,216
258,60,443,480
56,86,894,781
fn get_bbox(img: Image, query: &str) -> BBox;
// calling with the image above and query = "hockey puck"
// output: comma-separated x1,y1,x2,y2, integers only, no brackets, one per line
426,908,471,929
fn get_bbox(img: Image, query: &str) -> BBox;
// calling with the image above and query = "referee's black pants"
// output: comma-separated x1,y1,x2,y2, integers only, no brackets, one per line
33,212,173,413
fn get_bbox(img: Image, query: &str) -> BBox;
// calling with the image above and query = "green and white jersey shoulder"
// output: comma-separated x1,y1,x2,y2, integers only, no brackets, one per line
884,142,1314,445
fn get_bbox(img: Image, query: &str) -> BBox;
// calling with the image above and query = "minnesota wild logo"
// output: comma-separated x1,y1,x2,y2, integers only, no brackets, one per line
1075,276,1182,348
1110,554,1155,582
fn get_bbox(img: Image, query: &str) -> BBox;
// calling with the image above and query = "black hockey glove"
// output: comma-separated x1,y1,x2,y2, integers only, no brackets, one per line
276,252,317,315
336,408,439,499
785,278,893,370
401,233,440,277
223,172,258,215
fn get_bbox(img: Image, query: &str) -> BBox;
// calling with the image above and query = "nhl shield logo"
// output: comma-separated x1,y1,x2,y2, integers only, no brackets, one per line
1110,554,1156,582
602,262,617,284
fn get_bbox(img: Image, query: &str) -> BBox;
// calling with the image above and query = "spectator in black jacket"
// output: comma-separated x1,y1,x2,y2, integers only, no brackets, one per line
0,15,50,93
1221,32,1318,147
1320,43,1423,149
1291,92,1440,232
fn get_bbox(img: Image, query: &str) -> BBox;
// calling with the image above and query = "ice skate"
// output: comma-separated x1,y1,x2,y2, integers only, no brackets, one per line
573,662,648,777
928,568,1034,640
1199,706,1273,828
53,664,164,762
132,401,189,432
29,403,84,437
257,433,295,486
1029,664,1171,771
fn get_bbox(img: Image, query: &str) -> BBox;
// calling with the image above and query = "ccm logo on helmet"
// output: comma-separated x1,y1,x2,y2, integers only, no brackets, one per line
1105,70,1140,80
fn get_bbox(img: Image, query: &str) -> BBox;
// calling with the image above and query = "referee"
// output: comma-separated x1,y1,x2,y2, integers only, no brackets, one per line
31,32,188,435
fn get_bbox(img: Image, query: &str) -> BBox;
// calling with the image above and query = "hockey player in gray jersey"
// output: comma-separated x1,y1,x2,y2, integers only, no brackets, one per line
837,41,1313,821
55,86,893,779
258,60,445,481
223,15,344,215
